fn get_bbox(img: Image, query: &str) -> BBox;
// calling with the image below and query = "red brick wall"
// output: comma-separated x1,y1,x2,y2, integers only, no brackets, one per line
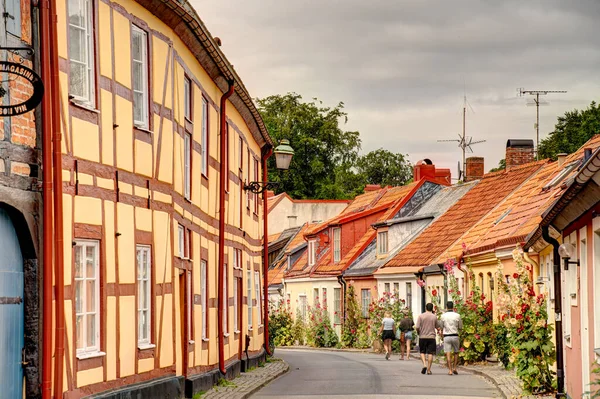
465,157,484,181
506,147,534,169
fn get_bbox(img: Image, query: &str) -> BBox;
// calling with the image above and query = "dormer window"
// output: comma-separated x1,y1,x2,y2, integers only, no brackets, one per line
377,231,388,255
333,228,341,263
308,240,317,266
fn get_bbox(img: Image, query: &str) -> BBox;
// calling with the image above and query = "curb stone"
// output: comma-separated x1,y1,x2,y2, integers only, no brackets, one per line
459,366,507,399
241,361,289,399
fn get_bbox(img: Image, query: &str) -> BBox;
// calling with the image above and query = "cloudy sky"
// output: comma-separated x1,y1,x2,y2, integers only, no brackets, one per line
192,0,600,176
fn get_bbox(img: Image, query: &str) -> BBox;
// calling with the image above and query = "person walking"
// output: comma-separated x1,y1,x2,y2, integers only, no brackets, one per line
379,311,395,360
398,312,415,360
438,301,463,375
416,303,437,374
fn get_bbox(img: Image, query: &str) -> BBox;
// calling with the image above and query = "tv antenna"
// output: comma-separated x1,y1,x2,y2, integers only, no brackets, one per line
517,88,567,160
438,95,486,181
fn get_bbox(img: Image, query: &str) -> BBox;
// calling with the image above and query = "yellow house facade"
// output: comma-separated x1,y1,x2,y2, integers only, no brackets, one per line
51,0,272,397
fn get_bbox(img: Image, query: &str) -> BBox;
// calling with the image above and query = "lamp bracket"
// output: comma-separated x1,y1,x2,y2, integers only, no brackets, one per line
243,181,279,194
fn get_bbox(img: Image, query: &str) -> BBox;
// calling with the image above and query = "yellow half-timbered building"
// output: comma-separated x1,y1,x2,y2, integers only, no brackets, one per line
53,0,271,396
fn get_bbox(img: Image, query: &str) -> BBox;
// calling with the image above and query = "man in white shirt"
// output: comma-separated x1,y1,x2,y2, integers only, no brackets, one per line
438,301,462,375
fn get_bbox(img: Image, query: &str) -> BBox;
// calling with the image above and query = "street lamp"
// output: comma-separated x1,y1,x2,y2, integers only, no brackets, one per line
244,139,294,194
558,243,579,271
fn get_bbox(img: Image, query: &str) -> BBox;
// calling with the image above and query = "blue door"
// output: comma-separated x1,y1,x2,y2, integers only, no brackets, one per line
0,207,24,398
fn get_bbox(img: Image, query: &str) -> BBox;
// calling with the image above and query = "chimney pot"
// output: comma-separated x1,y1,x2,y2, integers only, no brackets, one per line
557,153,567,168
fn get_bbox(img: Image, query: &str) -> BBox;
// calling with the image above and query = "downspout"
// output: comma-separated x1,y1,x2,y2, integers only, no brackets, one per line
39,0,54,396
541,227,565,398
523,251,538,282
49,0,65,395
217,80,235,375
415,271,426,313
262,146,273,356
337,275,346,324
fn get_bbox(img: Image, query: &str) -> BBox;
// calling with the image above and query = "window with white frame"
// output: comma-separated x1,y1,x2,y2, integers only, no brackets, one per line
299,294,307,321
74,240,100,355
333,288,341,324
361,289,371,318
254,271,261,324
178,224,184,258
333,228,341,263
322,287,327,309
136,245,151,347
131,25,148,128
184,132,191,199
68,0,95,105
406,282,412,310
234,248,242,269
253,159,259,213
223,263,228,334
186,271,192,342
308,240,316,266
233,277,239,332
313,288,319,305
377,231,388,255
201,97,208,176
184,76,192,120
201,260,208,340
247,270,253,329
384,282,390,294
393,282,399,295
246,148,251,208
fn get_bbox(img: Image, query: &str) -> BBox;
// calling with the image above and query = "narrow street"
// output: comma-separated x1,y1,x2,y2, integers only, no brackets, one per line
252,349,502,398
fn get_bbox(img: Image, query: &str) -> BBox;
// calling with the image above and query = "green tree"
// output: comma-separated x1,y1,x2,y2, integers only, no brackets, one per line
538,101,600,160
356,149,412,187
257,93,363,199
489,159,506,172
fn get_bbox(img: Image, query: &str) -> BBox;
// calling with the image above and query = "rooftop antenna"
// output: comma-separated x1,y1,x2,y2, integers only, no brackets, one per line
517,88,567,160
438,94,485,181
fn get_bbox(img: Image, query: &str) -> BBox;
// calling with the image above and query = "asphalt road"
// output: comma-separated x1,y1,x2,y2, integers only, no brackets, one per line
252,349,502,399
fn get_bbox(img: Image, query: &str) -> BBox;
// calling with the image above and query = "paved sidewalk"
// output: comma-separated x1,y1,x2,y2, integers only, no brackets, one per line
202,359,289,399
460,363,554,399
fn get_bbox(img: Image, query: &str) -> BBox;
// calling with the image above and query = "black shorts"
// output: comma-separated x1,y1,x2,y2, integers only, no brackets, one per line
419,338,436,355
382,330,395,341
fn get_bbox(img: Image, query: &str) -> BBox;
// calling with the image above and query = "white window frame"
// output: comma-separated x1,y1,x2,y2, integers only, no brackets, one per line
75,240,100,356
299,294,307,321
184,76,192,120
187,271,193,343
178,224,185,258
68,0,95,106
201,260,208,340
333,227,341,263
184,132,191,199
361,289,371,318
377,231,388,255
223,263,228,335
308,240,316,266
247,270,253,329
233,277,239,332
406,282,412,310
136,245,152,347
255,271,262,325
333,288,341,324
131,25,148,128
384,283,390,294
201,97,208,176
393,282,399,295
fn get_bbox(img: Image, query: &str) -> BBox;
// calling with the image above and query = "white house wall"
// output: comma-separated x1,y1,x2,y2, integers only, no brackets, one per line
268,198,348,235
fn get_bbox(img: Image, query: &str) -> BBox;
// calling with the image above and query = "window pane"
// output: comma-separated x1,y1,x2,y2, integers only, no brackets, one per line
75,246,83,278
68,0,84,27
69,29,85,63
86,245,96,277
76,315,84,349
142,280,148,309
75,280,83,313
86,279,95,313
69,62,86,98
87,314,96,348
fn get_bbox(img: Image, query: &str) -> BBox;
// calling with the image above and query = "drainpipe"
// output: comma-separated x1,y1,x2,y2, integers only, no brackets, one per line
523,251,538,283
49,0,65,395
217,80,235,375
337,275,347,324
39,0,54,396
262,146,273,356
415,271,425,313
541,227,565,398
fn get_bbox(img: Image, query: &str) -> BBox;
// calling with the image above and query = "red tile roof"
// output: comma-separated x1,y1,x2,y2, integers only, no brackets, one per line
383,161,545,269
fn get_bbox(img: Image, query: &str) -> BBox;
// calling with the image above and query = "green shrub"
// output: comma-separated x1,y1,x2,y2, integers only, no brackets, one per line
306,303,338,348
269,299,295,347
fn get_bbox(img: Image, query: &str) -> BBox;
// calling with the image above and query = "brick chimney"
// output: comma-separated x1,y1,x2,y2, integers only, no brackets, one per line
364,184,382,192
506,139,535,169
266,190,275,198
465,157,484,182
413,159,451,185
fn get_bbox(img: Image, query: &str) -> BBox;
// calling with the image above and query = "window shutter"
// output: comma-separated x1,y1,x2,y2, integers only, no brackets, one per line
5,0,21,37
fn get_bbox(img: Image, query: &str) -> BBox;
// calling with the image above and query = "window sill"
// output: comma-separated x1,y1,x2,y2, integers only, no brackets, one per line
258,324,264,328
134,125,152,134
234,330,241,335
76,351,106,360
224,333,230,338
69,99,99,113
138,343,156,351
188,340,195,345
202,338,209,342
248,327,253,332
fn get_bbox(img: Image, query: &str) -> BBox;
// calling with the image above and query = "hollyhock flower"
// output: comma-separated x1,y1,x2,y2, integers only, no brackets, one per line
513,273,520,279
432,289,438,296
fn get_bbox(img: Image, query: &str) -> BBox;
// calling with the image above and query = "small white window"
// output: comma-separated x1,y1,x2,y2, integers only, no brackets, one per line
361,289,371,318
322,287,327,309
406,282,412,310
68,0,95,105
201,260,208,340
308,240,316,266
186,271,192,342
233,277,239,332
333,288,341,324
384,283,390,294
333,228,341,263
255,271,261,323
234,248,242,269
393,282,399,295
132,25,148,128
201,98,208,176
184,76,192,120
247,270,253,328
223,263,228,334
184,133,191,199
74,240,100,355
378,231,388,255
178,225,186,258
136,245,151,346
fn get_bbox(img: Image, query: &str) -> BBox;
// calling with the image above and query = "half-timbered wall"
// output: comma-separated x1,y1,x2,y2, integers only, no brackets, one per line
54,0,266,395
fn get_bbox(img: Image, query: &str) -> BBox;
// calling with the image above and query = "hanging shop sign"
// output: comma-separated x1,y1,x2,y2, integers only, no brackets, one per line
0,61,44,117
